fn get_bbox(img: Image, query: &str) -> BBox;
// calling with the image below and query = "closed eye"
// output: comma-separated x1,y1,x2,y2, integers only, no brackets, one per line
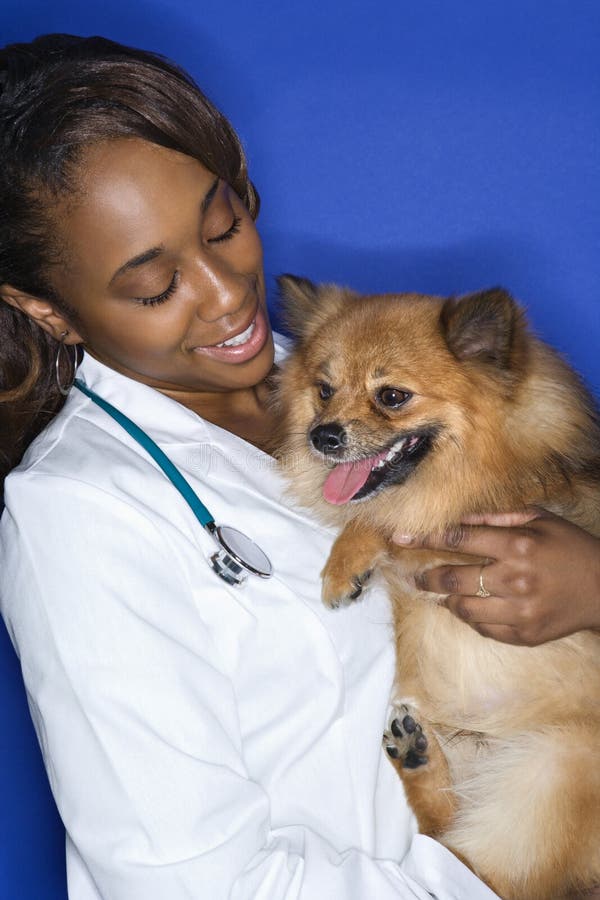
207,215,242,244
133,272,179,307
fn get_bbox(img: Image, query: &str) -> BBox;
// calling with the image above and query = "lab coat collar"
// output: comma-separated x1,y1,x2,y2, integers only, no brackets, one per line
73,352,211,447
72,333,292,450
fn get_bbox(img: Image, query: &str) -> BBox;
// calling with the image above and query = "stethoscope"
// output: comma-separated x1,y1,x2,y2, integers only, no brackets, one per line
74,379,273,587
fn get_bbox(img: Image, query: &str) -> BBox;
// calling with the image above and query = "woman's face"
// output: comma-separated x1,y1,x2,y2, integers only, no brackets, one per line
51,138,274,396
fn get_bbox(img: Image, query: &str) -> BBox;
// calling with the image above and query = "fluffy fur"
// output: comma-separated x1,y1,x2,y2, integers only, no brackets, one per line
273,276,600,900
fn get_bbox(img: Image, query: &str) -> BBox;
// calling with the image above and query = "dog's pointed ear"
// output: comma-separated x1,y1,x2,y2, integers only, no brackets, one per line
277,274,348,342
277,275,320,336
440,287,523,368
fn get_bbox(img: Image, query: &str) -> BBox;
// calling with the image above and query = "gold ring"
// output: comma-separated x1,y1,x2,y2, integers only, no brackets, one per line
476,567,491,598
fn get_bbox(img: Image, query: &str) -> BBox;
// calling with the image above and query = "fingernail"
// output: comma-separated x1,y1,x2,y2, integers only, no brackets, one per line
393,532,415,545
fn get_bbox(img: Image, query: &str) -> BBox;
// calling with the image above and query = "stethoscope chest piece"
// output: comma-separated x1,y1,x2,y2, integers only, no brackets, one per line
207,523,273,586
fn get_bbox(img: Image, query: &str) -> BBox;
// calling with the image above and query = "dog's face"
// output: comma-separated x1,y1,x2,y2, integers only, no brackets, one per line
275,276,592,534
288,296,465,507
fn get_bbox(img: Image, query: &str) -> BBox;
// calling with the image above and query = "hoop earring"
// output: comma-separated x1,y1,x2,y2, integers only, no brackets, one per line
55,330,79,396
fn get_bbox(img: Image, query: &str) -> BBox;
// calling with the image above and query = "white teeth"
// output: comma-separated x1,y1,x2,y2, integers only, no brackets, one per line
385,437,407,461
217,320,256,347
371,437,407,472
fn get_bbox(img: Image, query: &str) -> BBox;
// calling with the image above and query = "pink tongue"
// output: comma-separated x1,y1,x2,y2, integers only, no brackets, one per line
323,451,388,505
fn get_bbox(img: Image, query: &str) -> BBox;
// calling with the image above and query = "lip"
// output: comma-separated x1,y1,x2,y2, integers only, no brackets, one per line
192,303,270,363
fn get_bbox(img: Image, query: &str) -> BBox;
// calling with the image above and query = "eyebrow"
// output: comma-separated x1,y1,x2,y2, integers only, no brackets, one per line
108,176,221,286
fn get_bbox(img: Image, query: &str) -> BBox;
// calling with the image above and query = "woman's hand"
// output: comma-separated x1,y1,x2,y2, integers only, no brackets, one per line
394,510,600,646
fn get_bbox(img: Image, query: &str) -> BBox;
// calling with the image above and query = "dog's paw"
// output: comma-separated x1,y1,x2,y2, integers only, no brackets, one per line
320,523,388,609
321,567,373,609
383,703,429,769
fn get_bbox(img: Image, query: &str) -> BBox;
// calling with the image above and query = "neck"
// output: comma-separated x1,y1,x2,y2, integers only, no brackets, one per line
83,348,280,453
159,373,279,454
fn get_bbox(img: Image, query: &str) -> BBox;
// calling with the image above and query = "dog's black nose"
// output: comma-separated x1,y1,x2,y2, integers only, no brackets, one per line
310,423,347,455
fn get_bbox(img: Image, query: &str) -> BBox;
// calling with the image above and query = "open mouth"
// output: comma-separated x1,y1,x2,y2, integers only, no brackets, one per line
321,429,436,505
192,303,269,363
215,319,256,347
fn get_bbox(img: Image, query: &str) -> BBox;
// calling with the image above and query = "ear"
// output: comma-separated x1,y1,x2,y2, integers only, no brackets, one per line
276,274,349,342
276,275,321,337
0,285,83,343
439,287,522,368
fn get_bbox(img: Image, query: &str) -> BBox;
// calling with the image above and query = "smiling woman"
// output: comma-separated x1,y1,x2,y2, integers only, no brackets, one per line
33,140,273,400
0,34,267,475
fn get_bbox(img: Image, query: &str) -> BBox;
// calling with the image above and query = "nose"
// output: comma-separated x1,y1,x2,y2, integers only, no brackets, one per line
191,253,255,323
310,423,348,456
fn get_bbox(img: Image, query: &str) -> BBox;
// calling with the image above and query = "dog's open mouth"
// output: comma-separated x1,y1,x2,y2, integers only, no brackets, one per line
322,430,436,505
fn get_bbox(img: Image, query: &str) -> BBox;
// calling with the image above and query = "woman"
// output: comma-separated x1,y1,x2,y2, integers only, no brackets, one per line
0,34,598,900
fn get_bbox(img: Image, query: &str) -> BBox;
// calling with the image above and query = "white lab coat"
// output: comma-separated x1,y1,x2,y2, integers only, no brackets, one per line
0,338,498,900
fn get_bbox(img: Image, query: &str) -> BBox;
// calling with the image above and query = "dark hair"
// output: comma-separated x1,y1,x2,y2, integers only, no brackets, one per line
0,33,260,497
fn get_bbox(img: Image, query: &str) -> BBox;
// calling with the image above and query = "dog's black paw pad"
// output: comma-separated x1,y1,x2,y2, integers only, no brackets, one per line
391,717,403,737
403,747,428,769
383,703,429,769
402,714,417,734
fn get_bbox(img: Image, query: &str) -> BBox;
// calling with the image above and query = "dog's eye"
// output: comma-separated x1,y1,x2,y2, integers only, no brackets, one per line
317,382,334,401
378,387,411,408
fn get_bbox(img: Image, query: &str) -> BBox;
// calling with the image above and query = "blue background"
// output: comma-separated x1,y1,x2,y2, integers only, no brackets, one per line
1,1,599,896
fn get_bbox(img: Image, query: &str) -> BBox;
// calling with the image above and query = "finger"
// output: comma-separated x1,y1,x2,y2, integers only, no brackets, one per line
442,596,546,645
399,522,526,559
443,593,519,626
416,563,498,598
436,599,523,642
466,622,525,645
392,507,557,548
460,510,541,527
469,620,546,646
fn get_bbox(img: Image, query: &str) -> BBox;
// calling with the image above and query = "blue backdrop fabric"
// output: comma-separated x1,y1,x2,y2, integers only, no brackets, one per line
1,2,599,897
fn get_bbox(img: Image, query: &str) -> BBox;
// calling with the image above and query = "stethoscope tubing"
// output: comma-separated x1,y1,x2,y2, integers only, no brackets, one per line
73,378,273,584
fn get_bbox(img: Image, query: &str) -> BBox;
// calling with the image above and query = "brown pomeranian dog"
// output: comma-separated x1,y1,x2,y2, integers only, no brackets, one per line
273,275,600,900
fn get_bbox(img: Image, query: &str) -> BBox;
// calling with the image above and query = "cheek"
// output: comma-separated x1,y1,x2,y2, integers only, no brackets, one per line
81,302,188,358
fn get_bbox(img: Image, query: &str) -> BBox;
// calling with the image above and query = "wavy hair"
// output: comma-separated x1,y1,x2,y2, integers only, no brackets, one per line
0,33,259,497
